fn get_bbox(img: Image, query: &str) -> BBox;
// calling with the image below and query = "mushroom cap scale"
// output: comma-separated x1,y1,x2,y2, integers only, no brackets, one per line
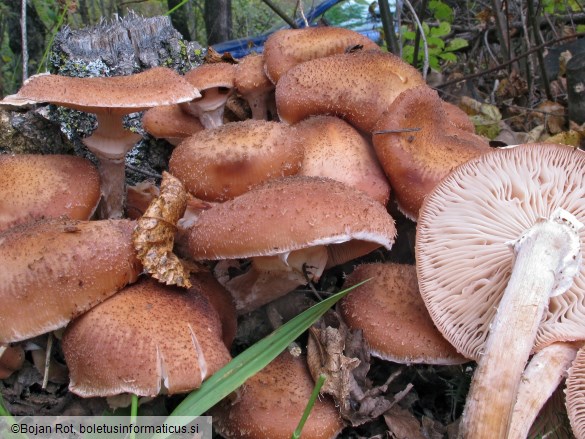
264,26,382,84
275,50,426,133
416,143,585,361
63,277,231,397
0,218,141,343
183,63,236,90
187,176,396,260
0,154,101,233
4,67,200,114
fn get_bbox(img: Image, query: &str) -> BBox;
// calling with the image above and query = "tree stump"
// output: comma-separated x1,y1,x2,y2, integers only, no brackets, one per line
567,52,585,126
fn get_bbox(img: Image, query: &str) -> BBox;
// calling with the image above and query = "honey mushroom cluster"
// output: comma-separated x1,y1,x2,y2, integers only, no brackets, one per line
2,22,582,439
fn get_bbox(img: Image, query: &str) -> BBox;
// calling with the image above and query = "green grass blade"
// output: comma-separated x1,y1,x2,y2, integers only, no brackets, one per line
291,373,327,439
165,0,190,16
0,393,29,439
37,1,70,75
152,279,369,439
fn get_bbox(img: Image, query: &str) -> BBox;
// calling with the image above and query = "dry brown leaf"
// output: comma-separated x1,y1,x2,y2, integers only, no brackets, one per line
133,171,191,288
384,405,425,439
533,101,565,134
307,325,360,414
544,130,584,147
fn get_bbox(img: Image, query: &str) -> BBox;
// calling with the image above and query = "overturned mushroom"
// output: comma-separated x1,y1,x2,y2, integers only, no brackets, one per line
416,144,585,438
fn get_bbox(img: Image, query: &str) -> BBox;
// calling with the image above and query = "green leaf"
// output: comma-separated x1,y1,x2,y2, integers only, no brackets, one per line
429,0,454,23
427,36,445,50
439,52,458,62
429,55,441,71
430,21,451,37
151,280,370,439
403,30,417,40
445,38,469,52
422,22,430,36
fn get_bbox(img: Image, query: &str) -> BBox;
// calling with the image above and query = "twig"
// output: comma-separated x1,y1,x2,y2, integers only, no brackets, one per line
372,128,421,134
483,29,499,65
412,0,428,70
21,0,28,82
260,0,298,28
490,0,511,64
528,0,552,100
379,0,400,54
42,332,53,390
403,0,428,79
296,0,308,27
126,163,162,179
437,31,585,89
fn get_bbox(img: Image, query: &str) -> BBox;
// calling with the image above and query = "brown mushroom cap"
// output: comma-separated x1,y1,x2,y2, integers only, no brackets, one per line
264,26,381,84
212,350,344,439
3,67,199,114
0,345,25,379
340,263,467,364
142,104,204,144
169,120,303,201
372,86,490,220
275,50,425,132
234,54,276,120
296,115,391,205
0,154,101,233
62,277,231,397
566,345,585,439
416,143,585,360
188,176,396,260
0,218,141,343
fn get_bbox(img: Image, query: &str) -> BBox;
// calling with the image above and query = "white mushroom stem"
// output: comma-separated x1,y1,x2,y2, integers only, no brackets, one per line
180,89,232,129
508,342,578,439
82,112,141,219
459,209,583,439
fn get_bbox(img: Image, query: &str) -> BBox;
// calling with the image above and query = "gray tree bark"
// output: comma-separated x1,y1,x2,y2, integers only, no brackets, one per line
204,0,232,45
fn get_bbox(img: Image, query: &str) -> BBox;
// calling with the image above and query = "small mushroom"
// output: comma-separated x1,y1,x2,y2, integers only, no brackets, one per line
181,63,236,129
212,350,344,439
62,276,231,397
0,345,25,379
234,54,276,120
142,104,204,145
0,154,101,232
416,144,585,438
1,67,199,218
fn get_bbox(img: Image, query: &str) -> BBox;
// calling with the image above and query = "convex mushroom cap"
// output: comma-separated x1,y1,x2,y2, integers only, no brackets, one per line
0,218,141,343
212,350,344,439
373,86,490,220
62,276,231,397
276,50,425,132
0,154,101,233
416,143,585,438
169,120,303,201
340,263,467,364
142,104,204,145
263,26,381,84
188,176,396,312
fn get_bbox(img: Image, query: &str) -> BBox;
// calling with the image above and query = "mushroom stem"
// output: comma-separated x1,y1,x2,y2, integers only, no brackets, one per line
459,210,583,439
508,342,578,439
83,113,141,219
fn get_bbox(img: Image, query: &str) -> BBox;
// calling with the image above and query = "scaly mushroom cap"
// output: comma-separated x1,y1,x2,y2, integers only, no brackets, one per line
0,154,101,232
373,86,490,220
2,67,199,115
62,277,231,397
184,63,236,91
416,144,585,361
566,344,585,439
443,100,476,132
212,351,344,439
296,115,391,205
188,176,396,260
0,218,141,343
169,120,303,201
142,104,204,144
276,50,425,132
340,263,467,364
264,26,381,84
